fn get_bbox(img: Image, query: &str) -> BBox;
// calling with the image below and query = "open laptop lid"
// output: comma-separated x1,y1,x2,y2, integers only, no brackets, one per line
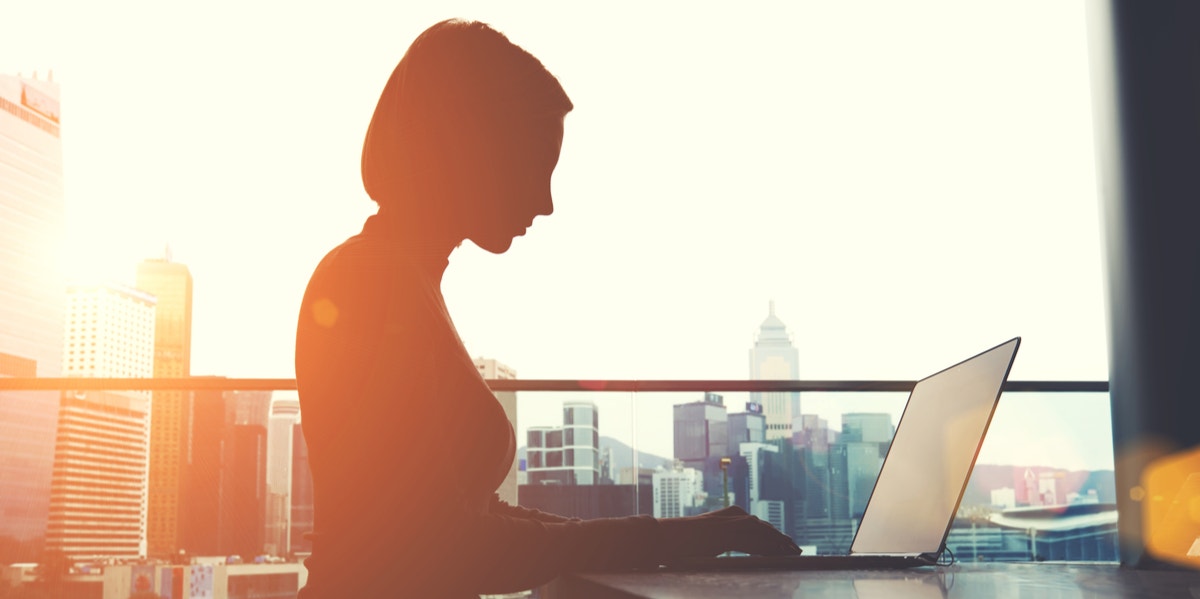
849,337,1020,557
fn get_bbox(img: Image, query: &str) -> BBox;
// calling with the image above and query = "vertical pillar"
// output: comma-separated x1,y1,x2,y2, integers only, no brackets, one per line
1087,0,1200,568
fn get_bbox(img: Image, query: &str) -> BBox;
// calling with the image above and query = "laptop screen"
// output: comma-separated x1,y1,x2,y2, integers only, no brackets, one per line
850,338,1020,555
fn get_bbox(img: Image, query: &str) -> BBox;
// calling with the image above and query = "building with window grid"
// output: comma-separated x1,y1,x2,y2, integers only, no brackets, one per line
135,255,193,557
0,73,65,561
525,401,600,486
46,284,155,559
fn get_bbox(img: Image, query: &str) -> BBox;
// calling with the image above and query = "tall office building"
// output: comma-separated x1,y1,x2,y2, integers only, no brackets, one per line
224,423,267,559
651,464,705,518
181,388,271,557
0,73,65,559
739,442,786,531
265,393,300,557
181,385,229,556
474,357,518,504
135,255,193,557
830,413,893,520
794,415,835,522
46,284,156,560
840,413,895,445
727,403,767,458
748,301,801,440
226,390,269,559
526,401,600,486
229,389,273,430
673,393,729,468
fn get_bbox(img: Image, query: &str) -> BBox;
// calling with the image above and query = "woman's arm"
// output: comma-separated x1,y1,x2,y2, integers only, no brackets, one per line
488,494,577,524
455,505,801,595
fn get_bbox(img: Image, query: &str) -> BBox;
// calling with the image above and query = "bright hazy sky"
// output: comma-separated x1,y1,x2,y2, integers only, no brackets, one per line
3,1,1114,470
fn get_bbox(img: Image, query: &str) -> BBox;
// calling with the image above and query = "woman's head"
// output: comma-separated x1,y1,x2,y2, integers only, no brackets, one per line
362,19,572,252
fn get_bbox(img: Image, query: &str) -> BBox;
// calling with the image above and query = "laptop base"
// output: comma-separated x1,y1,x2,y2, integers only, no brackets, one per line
661,554,938,572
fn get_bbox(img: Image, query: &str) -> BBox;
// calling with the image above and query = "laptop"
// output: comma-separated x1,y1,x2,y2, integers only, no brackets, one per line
664,337,1021,571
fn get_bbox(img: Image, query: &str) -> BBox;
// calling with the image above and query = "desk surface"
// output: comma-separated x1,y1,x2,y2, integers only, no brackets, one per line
545,562,1200,599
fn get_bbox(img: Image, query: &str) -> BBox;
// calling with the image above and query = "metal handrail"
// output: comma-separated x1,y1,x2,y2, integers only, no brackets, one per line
0,377,1109,393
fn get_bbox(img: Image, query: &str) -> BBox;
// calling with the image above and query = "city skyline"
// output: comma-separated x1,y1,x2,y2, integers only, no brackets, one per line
47,283,156,560
136,256,194,558
520,390,1114,556
2,0,1114,503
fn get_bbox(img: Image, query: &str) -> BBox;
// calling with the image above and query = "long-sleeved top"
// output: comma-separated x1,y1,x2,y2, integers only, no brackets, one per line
294,213,662,598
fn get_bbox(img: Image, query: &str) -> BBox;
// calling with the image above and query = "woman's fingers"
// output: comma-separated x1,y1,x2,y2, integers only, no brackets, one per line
723,512,803,556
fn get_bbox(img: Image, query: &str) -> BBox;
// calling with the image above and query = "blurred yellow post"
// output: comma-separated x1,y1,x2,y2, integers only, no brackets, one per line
1142,446,1200,568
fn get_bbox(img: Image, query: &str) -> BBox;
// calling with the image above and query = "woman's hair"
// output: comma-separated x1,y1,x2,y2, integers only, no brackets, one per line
361,19,573,209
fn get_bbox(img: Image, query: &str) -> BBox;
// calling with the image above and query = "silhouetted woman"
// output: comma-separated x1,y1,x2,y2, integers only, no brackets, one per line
295,19,801,598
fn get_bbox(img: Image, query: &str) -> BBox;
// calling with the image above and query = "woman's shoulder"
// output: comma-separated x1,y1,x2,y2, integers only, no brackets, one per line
307,232,429,290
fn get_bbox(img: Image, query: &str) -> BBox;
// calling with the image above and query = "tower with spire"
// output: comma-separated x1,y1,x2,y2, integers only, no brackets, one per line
748,301,801,441
135,253,193,557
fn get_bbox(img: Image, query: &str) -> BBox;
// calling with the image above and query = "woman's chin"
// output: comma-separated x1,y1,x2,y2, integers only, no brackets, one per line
470,236,516,255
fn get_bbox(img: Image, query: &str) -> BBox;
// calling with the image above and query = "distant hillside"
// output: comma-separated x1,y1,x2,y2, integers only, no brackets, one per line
517,436,673,472
963,464,1116,506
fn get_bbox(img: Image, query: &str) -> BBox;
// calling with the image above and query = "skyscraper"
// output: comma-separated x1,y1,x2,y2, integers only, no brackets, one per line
220,389,270,559
726,403,766,458
832,413,893,520
794,415,835,522
748,301,801,440
0,73,65,561
840,413,894,445
135,255,193,557
651,464,705,518
739,442,786,531
525,401,600,486
46,284,156,560
673,393,728,468
181,385,229,556
223,423,267,559
181,388,271,557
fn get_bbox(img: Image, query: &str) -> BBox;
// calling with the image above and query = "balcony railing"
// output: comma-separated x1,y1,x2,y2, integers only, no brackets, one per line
0,378,1110,393
0,377,1115,565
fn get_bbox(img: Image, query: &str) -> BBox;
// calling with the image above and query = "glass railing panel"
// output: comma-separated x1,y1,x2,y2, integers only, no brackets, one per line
949,391,1116,563
0,380,1117,572
621,388,1117,562
630,389,910,555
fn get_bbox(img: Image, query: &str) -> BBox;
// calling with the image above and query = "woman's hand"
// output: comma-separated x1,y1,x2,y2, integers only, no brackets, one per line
657,506,803,559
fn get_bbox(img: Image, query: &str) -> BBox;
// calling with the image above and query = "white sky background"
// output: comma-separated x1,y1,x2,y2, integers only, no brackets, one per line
3,1,1113,470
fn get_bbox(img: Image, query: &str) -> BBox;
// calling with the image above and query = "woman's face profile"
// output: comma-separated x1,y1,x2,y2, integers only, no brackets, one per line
464,115,565,254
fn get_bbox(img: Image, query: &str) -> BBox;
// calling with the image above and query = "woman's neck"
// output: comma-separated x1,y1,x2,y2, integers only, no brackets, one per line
366,210,457,279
